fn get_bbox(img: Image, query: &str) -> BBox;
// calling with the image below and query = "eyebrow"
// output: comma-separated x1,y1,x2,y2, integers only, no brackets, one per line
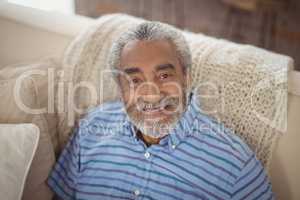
123,63,175,74
123,67,141,74
155,63,175,71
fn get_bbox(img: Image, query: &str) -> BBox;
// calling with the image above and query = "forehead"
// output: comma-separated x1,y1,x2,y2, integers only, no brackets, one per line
120,39,178,69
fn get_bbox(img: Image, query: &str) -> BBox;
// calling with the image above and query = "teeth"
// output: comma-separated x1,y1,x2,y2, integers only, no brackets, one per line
143,104,160,111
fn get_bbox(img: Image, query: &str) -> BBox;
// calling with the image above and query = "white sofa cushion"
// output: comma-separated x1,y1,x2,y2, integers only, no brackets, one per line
0,123,39,200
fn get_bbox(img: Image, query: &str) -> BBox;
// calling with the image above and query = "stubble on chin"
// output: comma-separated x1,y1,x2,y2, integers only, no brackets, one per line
125,95,187,138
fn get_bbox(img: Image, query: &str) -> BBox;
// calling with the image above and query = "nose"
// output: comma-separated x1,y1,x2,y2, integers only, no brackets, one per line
138,82,161,103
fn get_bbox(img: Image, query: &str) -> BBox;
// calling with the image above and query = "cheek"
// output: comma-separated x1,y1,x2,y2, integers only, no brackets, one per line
119,78,134,103
122,90,135,108
161,81,185,98
121,87,140,111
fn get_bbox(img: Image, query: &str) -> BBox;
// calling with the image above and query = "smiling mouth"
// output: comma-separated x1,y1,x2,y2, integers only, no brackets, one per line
141,104,174,114
136,97,180,115
142,105,163,114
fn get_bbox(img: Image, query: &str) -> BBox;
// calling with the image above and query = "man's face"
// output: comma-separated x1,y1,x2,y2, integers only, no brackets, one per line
118,39,189,138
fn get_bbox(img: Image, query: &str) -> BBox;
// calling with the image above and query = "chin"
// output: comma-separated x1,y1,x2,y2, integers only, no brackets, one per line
128,110,179,135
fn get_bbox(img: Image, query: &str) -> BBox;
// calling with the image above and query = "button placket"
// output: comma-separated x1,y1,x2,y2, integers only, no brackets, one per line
142,148,154,196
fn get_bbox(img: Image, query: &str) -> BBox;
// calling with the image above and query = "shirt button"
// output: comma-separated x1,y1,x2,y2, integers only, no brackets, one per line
144,151,150,159
134,189,140,196
172,144,176,149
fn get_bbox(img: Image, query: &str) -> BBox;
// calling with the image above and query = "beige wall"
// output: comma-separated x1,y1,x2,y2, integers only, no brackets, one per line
0,18,71,68
0,1,91,68
0,3,299,199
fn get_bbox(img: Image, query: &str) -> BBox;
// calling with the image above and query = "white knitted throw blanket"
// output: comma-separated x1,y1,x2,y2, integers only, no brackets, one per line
56,14,293,172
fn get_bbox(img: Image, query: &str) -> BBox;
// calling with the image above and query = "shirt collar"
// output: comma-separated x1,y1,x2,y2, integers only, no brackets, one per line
123,91,200,147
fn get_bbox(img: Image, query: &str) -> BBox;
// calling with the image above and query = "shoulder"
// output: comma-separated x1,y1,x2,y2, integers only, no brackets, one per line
192,112,256,174
84,100,125,119
76,100,128,139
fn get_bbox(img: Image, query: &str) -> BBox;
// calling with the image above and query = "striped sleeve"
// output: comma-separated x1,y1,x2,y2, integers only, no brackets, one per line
47,127,81,200
231,154,274,200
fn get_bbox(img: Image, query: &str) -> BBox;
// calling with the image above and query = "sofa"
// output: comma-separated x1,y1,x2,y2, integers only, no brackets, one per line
0,2,299,200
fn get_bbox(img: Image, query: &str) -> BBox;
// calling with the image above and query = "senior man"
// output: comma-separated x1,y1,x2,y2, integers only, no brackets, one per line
48,22,273,200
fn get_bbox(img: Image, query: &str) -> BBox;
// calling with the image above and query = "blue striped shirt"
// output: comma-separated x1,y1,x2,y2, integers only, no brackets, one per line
48,93,274,200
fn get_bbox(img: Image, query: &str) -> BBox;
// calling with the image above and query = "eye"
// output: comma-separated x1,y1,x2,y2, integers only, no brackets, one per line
159,73,171,80
131,77,142,85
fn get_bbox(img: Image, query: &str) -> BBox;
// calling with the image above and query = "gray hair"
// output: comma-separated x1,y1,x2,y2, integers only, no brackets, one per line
107,21,192,78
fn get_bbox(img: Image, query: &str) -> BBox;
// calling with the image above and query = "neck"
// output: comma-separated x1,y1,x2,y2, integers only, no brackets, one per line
136,130,160,147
